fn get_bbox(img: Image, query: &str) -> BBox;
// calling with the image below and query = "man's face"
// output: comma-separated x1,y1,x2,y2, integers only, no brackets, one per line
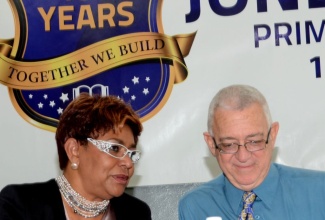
204,103,279,191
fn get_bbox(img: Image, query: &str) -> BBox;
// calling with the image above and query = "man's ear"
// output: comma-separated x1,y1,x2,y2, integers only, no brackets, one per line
64,138,80,163
203,132,217,156
270,121,280,147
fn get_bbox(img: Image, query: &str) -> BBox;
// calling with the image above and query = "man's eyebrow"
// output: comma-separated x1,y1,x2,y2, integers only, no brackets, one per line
246,132,264,138
219,137,238,142
219,132,264,141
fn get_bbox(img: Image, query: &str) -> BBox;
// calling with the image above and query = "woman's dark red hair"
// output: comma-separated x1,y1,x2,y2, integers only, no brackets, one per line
55,93,142,170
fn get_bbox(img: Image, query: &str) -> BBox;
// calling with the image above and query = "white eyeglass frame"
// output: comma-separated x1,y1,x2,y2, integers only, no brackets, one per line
87,138,141,163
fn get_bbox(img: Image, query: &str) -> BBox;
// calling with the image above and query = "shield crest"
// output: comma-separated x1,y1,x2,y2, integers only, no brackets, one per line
0,0,196,131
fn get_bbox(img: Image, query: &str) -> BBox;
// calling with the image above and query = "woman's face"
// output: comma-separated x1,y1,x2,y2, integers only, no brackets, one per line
76,125,136,201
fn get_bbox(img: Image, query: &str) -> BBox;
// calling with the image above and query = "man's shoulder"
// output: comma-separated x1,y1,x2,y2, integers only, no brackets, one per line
180,175,225,203
274,163,325,180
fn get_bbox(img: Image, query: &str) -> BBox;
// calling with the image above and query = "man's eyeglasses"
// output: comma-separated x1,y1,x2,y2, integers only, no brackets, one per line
212,128,272,154
87,138,141,163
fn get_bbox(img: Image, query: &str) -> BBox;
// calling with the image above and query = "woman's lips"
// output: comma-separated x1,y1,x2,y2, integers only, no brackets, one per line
113,174,129,184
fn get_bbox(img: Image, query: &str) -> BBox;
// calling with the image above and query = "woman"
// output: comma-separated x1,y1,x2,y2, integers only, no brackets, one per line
0,93,152,220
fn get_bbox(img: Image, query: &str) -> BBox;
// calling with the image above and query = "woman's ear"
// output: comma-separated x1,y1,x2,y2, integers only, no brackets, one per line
64,138,80,166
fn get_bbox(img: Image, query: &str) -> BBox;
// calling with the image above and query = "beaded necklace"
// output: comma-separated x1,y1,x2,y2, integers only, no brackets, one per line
56,175,110,218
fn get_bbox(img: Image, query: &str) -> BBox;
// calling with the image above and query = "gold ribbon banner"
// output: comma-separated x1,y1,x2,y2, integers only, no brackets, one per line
0,32,196,90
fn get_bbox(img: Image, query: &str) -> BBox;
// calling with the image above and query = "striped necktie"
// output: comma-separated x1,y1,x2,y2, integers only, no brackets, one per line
239,191,256,220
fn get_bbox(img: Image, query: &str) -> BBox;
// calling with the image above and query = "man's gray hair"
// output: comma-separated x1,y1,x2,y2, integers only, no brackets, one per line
207,85,272,135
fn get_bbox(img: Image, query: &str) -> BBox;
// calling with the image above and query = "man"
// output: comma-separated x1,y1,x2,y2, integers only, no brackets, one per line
179,84,325,220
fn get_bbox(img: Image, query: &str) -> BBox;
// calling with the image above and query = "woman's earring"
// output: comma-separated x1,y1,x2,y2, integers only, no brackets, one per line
71,162,78,170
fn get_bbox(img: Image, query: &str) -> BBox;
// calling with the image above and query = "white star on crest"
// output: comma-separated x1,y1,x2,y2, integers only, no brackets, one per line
57,107,63,114
49,101,55,108
132,76,139,84
131,95,136,100
143,88,149,95
123,86,130,93
60,93,69,103
43,94,48,99
145,77,150,82
38,102,44,109
29,94,33,99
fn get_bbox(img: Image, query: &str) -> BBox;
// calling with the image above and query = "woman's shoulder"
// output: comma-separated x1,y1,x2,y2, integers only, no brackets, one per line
0,179,66,220
110,193,152,219
0,179,59,203
1,179,56,195
111,192,149,207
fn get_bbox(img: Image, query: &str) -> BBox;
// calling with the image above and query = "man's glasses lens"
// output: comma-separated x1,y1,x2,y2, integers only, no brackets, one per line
213,127,272,154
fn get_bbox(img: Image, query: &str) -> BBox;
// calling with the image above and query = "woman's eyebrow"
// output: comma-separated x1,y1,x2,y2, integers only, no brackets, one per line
107,138,137,149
